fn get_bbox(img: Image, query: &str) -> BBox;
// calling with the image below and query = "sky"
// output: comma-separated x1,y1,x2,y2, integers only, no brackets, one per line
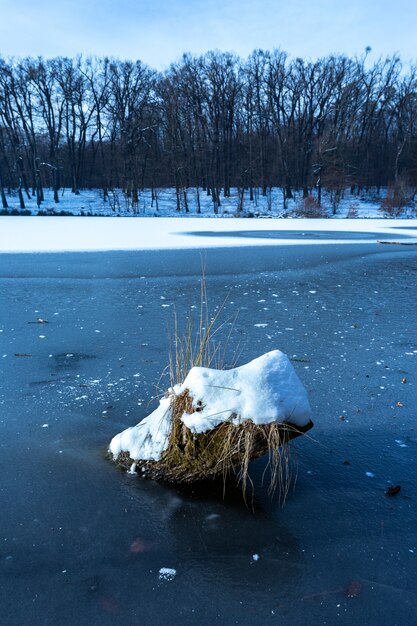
1,0,416,68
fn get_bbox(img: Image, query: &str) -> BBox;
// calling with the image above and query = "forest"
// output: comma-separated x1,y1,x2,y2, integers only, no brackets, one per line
0,50,416,213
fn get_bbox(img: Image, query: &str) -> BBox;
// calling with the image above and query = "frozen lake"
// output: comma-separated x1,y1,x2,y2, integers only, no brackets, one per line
1,238,417,624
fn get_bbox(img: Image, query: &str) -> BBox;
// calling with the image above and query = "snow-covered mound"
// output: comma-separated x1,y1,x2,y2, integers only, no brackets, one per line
109,350,312,463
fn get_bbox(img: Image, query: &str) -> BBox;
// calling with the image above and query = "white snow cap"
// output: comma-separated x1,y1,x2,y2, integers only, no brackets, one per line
178,350,312,431
109,350,312,463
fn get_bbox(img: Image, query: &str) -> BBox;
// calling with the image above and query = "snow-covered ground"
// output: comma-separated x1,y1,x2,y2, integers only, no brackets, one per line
1,215,417,253
2,186,416,219
3,186,416,253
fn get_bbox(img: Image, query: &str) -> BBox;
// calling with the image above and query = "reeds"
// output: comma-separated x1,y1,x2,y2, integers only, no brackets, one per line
168,270,239,386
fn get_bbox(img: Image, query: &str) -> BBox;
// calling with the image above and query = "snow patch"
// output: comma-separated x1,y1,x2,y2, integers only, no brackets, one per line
109,396,172,461
158,567,176,581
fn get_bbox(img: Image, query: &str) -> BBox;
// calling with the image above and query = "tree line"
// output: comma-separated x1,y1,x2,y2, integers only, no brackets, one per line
0,50,416,212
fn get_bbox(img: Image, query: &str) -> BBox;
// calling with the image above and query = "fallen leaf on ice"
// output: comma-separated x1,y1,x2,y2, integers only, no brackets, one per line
344,580,363,598
100,595,119,614
129,537,153,553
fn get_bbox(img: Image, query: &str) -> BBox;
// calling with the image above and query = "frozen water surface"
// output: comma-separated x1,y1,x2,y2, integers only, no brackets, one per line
0,236,416,625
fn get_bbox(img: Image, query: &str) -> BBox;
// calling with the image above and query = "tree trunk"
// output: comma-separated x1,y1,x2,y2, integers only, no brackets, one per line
196,186,201,214
18,179,25,209
0,180,8,209
183,188,189,213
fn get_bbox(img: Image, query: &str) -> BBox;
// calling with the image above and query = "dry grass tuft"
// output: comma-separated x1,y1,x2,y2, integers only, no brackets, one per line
167,269,239,387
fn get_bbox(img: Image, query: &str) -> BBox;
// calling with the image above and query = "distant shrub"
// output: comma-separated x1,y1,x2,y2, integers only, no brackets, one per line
380,179,415,217
0,208,32,216
347,203,359,218
294,196,326,218
36,209,73,216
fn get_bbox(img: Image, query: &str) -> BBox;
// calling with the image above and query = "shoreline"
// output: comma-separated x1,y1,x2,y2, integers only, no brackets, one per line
1,242,417,280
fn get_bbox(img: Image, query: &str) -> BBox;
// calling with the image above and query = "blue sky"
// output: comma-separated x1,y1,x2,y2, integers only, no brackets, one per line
1,0,416,67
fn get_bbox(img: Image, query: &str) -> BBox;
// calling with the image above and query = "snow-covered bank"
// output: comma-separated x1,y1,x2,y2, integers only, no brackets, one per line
2,186,416,219
1,216,417,253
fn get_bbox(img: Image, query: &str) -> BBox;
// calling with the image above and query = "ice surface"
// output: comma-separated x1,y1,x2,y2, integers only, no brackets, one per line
1,239,416,625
